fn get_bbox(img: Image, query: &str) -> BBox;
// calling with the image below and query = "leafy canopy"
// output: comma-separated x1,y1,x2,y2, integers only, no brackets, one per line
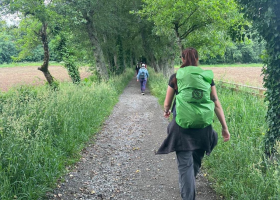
138,0,242,58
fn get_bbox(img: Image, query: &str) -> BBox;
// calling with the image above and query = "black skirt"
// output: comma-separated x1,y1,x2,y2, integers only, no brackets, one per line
156,119,218,155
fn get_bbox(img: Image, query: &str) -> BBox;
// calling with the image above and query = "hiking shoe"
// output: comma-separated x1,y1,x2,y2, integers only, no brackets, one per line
142,92,145,95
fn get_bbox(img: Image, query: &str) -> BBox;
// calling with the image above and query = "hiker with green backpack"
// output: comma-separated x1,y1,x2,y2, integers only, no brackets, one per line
156,47,230,200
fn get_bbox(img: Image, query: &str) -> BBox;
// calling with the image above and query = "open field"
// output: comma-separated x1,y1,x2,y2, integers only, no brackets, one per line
0,65,92,92
0,65,264,91
201,67,264,88
174,65,264,88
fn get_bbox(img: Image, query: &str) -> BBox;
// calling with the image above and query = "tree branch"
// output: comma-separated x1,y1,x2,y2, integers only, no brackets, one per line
180,19,213,39
178,7,199,28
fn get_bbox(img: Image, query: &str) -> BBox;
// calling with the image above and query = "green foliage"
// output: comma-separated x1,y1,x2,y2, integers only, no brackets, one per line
54,0,142,78
1,0,65,84
52,33,82,83
204,85,276,200
0,68,134,199
139,0,242,55
0,19,50,63
148,70,280,199
0,34,17,64
237,0,280,154
12,17,42,61
0,21,18,64
147,68,169,106
200,37,266,65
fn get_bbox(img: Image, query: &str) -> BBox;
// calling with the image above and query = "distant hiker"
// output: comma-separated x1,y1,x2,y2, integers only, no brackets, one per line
135,63,141,76
137,64,149,95
156,47,230,200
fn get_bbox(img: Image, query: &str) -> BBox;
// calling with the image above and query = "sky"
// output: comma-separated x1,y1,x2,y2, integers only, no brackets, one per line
0,0,51,26
1,13,21,26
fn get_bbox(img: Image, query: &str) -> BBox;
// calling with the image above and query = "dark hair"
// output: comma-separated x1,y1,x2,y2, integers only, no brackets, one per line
173,47,199,90
180,47,198,68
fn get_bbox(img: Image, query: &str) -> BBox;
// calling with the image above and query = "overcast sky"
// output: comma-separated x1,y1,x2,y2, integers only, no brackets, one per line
1,0,51,26
1,13,20,26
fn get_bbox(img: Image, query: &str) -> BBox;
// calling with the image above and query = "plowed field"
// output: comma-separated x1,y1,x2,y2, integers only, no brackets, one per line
0,66,92,92
202,67,264,88
0,66,264,92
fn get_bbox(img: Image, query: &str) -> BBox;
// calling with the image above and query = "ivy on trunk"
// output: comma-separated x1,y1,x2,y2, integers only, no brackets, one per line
237,0,280,155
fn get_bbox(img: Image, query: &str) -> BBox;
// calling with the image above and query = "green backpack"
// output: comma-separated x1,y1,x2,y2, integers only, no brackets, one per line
175,66,215,129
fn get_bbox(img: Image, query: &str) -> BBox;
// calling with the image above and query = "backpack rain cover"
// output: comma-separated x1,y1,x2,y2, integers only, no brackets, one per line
175,66,215,128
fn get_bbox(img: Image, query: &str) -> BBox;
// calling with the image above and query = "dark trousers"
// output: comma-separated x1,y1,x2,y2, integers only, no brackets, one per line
176,149,205,200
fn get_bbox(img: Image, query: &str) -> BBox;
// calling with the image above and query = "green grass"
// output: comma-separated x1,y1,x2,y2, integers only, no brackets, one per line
0,61,63,68
148,68,280,200
174,63,263,68
204,85,274,200
0,68,134,200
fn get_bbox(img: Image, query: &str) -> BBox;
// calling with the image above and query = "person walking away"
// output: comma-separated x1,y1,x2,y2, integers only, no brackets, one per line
137,64,149,95
156,47,230,200
135,63,140,76
142,62,147,68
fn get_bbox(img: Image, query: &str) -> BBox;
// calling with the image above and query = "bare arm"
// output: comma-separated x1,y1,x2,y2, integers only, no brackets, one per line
163,86,175,118
210,85,230,142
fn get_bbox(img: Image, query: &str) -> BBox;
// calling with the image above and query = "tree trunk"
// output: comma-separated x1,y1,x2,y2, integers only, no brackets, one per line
37,22,54,85
130,54,133,68
166,48,176,77
160,56,175,78
150,56,160,73
85,16,109,79
165,59,175,77
65,61,81,84
264,53,280,155
162,62,169,76
113,53,119,72
155,62,160,73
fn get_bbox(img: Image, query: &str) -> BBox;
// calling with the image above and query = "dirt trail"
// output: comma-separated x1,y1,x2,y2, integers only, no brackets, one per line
47,78,219,200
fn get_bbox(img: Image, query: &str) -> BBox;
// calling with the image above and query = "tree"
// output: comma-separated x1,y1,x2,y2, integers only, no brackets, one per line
236,0,280,154
139,0,242,51
0,21,18,64
0,0,59,85
57,0,115,79
136,0,242,76
141,25,177,76
52,32,81,84
57,0,150,77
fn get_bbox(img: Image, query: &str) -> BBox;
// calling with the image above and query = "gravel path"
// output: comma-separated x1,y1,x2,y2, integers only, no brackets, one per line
47,78,219,200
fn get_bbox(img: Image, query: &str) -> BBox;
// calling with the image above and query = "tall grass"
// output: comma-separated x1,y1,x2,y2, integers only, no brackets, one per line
0,68,134,200
147,70,169,106
204,86,279,200
148,68,280,200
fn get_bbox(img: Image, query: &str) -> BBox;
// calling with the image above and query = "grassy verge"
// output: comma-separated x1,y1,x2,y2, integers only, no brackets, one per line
0,61,63,68
0,68,134,200
148,68,280,200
